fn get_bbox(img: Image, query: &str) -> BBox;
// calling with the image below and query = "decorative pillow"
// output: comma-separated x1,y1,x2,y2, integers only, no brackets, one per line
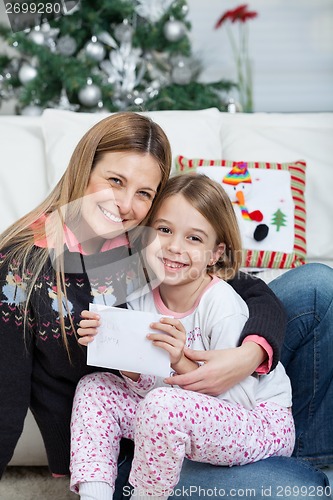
175,155,307,269
41,108,223,190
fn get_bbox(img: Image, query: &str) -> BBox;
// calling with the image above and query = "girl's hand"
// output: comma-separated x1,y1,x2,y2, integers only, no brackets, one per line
77,310,100,346
163,342,266,395
148,318,197,374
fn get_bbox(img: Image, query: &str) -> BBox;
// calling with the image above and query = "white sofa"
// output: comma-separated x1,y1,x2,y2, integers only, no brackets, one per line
1,108,332,468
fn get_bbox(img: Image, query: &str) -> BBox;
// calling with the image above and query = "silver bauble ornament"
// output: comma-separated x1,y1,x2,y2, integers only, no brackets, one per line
181,4,189,16
114,20,133,43
78,79,102,107
171,57,192,85
57,35,77,56
28,28,45,45
18,63,38,84
84,36,106,62
163,19,186,42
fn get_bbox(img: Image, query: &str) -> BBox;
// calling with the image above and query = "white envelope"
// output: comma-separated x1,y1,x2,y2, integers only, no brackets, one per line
87,304,171,378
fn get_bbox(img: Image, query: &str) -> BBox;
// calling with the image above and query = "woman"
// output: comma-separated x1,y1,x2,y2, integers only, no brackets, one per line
0,112,330,496
0,112,171,477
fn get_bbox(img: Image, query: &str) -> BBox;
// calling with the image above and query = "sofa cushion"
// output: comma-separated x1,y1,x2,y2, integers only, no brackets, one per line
175,155,307,269
41,108,223,190
0,117,48,233
219,112,333,262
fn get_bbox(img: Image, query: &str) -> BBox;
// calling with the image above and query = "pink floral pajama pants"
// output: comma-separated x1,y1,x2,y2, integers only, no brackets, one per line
70,372,295,495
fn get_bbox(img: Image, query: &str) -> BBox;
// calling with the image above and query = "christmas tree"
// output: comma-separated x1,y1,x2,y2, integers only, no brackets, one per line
0,0,235,115
271,208,287,232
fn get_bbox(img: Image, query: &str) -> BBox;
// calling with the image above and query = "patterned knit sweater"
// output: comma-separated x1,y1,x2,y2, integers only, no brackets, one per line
0,244,286,477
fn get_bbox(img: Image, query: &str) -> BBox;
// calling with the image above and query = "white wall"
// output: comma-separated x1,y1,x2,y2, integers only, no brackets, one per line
188,0,333,112
1,0,333,113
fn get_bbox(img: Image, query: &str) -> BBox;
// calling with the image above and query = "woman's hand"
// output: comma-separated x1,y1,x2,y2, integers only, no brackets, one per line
77,310,100,346
163,342,266,396
148,317,197,374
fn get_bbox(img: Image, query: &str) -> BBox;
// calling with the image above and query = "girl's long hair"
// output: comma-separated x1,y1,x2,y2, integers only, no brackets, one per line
146,173,243,280
0,112,172,356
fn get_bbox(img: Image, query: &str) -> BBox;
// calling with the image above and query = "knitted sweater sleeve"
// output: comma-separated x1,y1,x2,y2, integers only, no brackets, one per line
227,272,287,371
0,254,33,477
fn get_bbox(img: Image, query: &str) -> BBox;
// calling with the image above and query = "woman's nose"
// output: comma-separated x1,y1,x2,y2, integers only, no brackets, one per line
115,190,133,214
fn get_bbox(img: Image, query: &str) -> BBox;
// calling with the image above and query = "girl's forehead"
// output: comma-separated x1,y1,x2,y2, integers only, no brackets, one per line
155,195,209,224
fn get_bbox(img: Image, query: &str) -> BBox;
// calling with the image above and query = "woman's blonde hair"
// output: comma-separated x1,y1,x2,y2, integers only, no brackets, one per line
0,112,172,356
146,173,242,280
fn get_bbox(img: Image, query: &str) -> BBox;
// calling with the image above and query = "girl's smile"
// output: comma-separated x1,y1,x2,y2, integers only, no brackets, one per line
160,257,189,270
158,256,190,274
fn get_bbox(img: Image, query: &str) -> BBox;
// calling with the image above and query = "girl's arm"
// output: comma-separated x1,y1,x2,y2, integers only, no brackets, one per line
164,272,286,395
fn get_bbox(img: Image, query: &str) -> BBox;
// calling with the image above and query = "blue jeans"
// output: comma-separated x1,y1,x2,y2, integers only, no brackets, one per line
116,456,332,500
115,263,333,499
269,263,333,467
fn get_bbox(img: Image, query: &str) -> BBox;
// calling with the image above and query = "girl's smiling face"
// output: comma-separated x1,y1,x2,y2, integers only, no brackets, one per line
78,151,162,253
145,193,225,288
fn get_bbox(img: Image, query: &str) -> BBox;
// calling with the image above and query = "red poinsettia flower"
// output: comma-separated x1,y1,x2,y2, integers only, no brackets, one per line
214,4,258,29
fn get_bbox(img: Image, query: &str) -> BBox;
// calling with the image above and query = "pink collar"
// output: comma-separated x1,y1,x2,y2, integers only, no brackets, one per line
31,215,129,254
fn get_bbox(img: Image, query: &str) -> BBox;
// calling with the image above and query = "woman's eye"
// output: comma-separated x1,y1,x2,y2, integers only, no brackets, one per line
138,190,152,200
108,177,122,186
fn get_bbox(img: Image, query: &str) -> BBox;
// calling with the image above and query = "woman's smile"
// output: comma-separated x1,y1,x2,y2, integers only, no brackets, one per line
98,205,124,224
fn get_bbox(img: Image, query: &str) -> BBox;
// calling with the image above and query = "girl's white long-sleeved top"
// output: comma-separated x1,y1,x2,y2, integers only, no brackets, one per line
126,276,292,410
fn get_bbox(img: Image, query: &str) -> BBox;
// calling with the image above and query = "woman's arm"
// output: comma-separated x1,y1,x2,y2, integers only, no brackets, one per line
164,343,265,396
164,272,287,395
0,256,33,477
228,271,287,371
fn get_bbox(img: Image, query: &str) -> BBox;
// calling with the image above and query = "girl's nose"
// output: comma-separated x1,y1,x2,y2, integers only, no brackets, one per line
167,235,183,254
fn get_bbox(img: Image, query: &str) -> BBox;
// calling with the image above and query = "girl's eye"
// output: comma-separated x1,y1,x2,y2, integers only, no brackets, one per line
157,226,171,234
189,235,202,243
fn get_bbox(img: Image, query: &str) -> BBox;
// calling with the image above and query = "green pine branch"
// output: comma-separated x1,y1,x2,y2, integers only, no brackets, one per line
143,80,236,111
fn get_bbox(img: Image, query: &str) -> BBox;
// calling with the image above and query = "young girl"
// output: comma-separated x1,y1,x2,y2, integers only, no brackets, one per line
70,174,295,500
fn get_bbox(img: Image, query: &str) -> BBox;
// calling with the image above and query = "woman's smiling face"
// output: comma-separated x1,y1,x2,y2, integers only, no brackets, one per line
79,151,162,253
